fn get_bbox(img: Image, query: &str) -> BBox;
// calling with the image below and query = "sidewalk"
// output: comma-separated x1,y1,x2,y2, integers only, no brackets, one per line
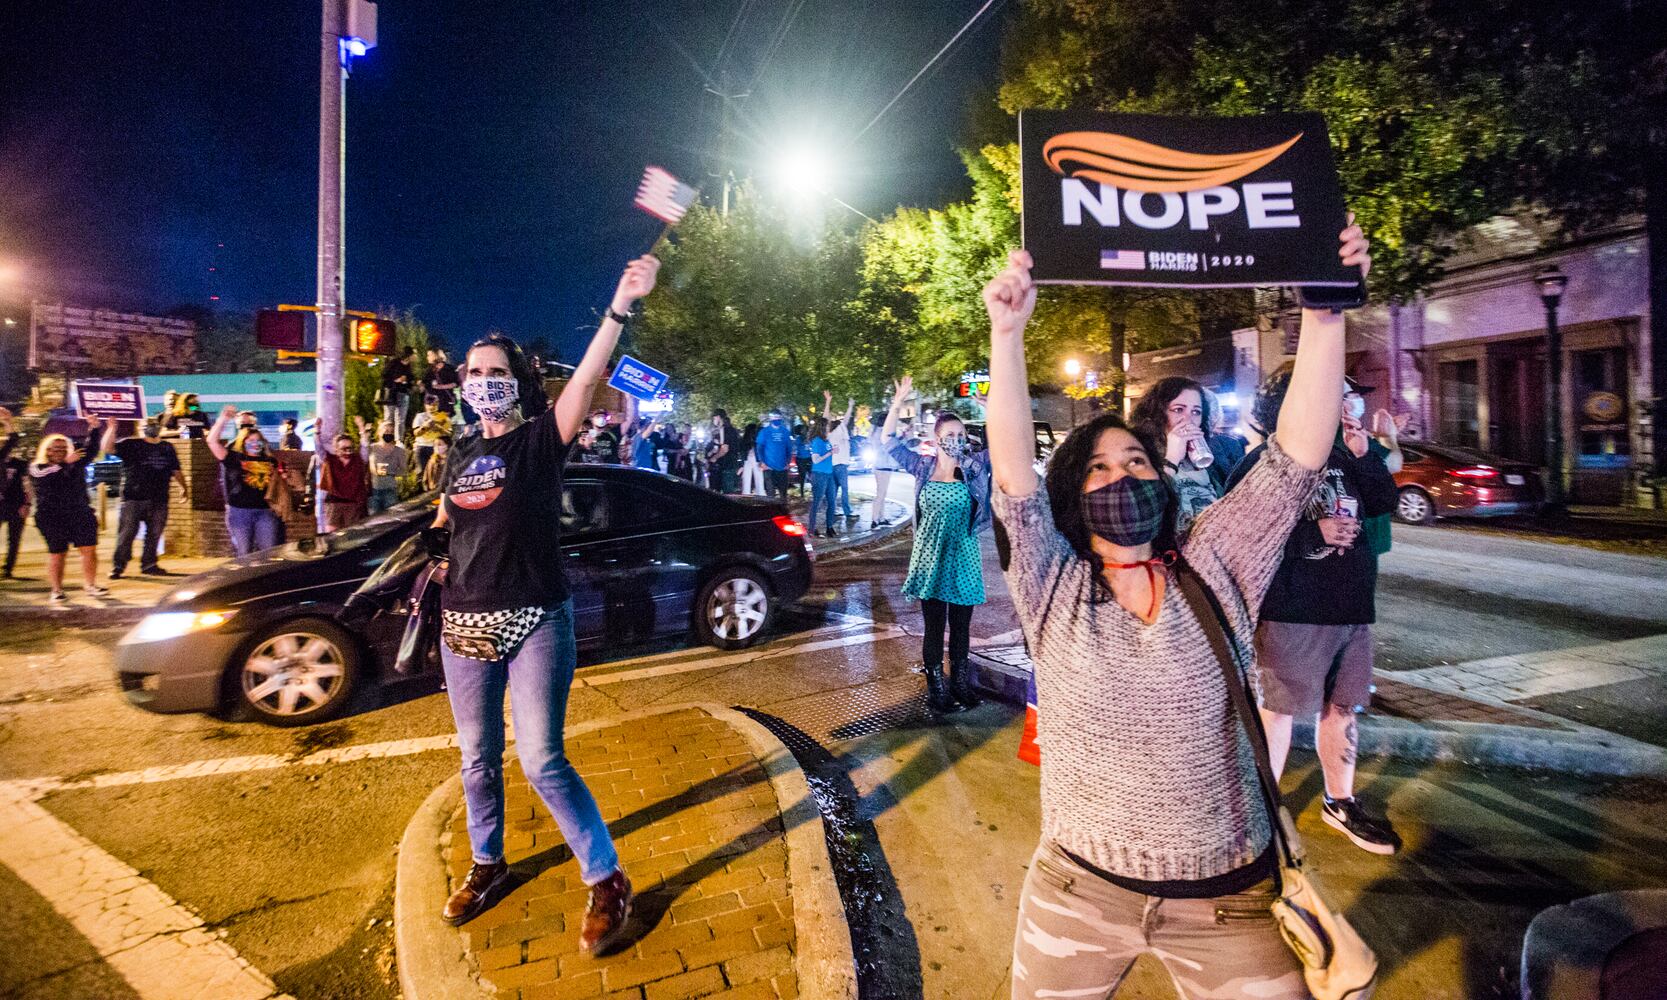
394,705,855,1000
970,635,1667,777
0,525,224,622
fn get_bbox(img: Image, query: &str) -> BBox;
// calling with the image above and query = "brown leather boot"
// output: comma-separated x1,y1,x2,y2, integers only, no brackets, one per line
442,860,508,926
578,869,633,954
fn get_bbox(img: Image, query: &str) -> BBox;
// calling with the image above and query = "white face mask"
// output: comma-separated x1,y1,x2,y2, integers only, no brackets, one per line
461,377,519,422
1345,395,1366,420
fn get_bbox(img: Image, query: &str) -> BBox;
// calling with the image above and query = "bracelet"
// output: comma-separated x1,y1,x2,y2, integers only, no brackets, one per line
605,306,632,325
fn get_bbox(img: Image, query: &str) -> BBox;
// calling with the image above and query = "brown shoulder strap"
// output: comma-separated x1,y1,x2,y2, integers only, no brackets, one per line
1173,562,1296,870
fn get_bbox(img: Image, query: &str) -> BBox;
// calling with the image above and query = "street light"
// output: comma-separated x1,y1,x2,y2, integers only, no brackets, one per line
1063,358,1082,428
1534,265,1569,513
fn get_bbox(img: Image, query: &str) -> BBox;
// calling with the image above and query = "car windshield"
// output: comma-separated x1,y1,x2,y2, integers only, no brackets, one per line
280,492,439,557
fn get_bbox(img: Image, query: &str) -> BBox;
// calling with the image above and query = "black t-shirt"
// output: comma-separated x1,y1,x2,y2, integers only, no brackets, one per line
1226,444,1398,625
115,438,181,501
28,435,97,514
715,425,742,472
221,452,277,509
382,358,412,396
2,433,26,507
441,409,573,613
590,426,620,464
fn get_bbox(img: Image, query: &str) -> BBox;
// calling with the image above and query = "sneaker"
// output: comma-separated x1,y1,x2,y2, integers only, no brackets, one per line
110,568,125,579
1321,795,1402,855
141,566,171,576
49,591,69,606
578,869,633,954
442,860,509,926
84,585,111,598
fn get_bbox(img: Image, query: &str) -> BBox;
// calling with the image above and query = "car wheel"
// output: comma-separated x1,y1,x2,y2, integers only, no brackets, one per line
228,617,359,726
694,567,773,650
1395,486,1436,525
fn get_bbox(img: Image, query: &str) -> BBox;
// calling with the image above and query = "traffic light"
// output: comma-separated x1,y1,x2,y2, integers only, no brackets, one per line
255,309,307,350
350,317,397,356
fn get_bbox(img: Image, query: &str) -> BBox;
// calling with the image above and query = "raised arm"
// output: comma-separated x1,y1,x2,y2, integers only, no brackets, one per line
98,416,117,458
205,405,235,461
880,375,912,443
554,255,660,443
983,249,1040,497
1276,216,1371,471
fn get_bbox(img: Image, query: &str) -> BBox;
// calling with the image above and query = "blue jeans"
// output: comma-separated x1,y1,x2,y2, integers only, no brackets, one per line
832,463,853,516
368,485,399,515
440,601,620,884
809,471,836,532
225,506,283,557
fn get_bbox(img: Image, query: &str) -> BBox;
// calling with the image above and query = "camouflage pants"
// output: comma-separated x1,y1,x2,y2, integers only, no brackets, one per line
1012,841,1309,1000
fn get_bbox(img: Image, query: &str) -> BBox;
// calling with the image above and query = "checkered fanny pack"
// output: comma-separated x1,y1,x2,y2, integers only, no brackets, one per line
440,605,545,661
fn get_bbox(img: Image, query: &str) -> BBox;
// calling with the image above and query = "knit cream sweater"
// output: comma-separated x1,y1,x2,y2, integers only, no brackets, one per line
993,437,1319,881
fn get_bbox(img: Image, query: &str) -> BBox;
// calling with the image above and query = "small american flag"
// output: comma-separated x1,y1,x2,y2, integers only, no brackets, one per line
1100,249,1146,271
634,166,699,225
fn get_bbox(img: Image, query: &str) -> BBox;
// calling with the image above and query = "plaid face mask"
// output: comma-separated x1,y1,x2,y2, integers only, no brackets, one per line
1082,475,1168,546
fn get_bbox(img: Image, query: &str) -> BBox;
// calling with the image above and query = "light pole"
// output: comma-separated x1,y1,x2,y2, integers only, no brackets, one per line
1063,358,1082,429
1534,265,1569,513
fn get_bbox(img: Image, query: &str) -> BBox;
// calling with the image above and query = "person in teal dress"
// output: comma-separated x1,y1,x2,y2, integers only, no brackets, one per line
880,374,993,713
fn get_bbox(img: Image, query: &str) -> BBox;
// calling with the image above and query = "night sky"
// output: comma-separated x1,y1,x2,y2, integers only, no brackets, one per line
1,2,1005,359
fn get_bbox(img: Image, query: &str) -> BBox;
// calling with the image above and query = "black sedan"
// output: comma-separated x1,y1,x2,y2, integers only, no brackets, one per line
114,465,815,726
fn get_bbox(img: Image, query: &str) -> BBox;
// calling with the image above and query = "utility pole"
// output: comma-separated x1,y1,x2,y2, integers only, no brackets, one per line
316,0,348,459
315,0,375,529
704,71,749,217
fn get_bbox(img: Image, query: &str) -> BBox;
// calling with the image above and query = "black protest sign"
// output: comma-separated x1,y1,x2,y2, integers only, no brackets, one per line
1019,110,1357,289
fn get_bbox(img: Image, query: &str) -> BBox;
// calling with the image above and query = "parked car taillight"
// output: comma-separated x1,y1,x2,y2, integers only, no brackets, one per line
772,515,807,537
1452,466,1498,480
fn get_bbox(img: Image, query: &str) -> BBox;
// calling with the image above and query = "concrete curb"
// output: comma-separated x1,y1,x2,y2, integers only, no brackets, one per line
973,654,1667,778
1292,715,1667,779
395,774,490,1000
394,702,857,1000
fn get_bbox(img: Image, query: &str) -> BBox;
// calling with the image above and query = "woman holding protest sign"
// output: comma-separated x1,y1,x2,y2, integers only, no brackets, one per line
29,417,116,604
986,219,1370,998
426,254,659,954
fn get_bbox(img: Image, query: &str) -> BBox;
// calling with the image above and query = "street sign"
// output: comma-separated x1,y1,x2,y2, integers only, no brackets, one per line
72,380,146,420
1019,110,1357,289
607,355,670,402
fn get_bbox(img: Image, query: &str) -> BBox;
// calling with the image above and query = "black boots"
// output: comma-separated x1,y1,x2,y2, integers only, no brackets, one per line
923,664,957,713
949,660,981,709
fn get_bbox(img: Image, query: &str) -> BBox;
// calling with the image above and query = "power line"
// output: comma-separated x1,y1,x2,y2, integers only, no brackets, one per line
708,0,757,77
852,0,1006,142
746,0,810,92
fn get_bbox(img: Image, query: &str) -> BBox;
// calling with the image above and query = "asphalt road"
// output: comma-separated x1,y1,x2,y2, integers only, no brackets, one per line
0,517,1664,999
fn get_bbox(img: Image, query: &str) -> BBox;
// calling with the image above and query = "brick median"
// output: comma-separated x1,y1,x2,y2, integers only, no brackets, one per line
444,708,800,1000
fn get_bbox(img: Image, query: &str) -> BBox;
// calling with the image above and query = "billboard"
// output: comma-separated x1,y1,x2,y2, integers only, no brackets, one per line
29,304,197,374
1019,110,1357,289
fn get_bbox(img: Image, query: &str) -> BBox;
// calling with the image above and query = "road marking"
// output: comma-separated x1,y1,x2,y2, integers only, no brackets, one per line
576,624,907,687
0,784,295,1000
575,620,875,678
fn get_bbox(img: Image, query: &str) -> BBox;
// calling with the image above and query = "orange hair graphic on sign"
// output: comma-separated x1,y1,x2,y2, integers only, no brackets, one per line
1042,131,1303,193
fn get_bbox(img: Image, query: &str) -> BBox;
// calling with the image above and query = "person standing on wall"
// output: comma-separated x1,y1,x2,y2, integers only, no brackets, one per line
365,417,409,515
109,418,187,578
428,255,659,954
380,346,415,443
206,405,290,557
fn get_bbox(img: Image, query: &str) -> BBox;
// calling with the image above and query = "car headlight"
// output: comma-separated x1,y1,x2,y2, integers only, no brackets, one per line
120,610,238,645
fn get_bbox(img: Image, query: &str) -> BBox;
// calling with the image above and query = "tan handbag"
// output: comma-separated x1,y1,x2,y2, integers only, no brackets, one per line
1175,565,1378,1000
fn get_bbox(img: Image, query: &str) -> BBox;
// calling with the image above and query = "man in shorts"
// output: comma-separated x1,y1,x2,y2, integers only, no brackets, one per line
1228,369,1402,854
